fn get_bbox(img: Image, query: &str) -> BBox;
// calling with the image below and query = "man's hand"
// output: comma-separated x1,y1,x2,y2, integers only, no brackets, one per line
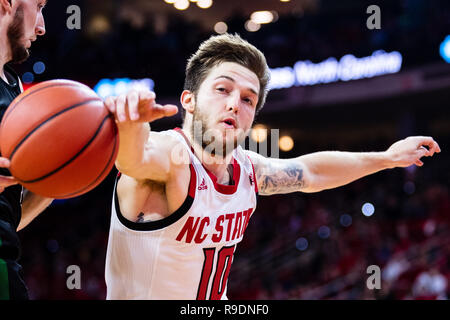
104,89,178,124
385,136,441,168
0,157,18,194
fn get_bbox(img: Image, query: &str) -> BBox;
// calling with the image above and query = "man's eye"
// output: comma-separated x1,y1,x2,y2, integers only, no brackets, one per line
243,98,253,105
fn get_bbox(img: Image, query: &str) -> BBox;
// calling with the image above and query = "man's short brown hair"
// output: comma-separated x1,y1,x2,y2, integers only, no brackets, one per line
184,33,270,116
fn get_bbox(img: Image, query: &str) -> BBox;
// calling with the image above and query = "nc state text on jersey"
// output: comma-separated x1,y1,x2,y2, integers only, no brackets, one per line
176,208,254,244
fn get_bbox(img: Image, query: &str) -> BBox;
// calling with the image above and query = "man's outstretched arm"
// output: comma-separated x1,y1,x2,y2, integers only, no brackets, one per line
246,136,441,195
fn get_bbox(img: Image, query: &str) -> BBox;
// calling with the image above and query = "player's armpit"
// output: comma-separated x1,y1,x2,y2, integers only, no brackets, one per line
245,150,313,195
116,174,153,221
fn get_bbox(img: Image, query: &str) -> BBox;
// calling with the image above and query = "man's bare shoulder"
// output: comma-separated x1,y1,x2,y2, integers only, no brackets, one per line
116,129,189,183
148,130,180,148
147,130,190,165
243,149,266,167
117,131,191,222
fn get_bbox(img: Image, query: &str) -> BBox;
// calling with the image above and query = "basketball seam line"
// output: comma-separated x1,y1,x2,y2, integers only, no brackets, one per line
9,98,101,161
1,82,100,125
17,114,111,183
58,127,118,198
13,105,111,183
17,114,112,184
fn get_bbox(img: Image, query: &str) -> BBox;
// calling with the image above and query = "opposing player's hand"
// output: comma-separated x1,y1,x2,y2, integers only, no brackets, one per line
104,89,178,124
0,157,18,194
385,136,441,168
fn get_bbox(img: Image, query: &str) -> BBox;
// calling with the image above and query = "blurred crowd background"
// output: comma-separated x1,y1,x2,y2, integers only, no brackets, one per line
13,0,450,299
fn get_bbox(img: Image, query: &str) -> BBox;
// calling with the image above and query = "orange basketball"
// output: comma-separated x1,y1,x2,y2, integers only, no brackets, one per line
0,79,119,199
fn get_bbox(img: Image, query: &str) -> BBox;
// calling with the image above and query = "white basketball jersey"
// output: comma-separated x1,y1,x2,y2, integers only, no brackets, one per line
105,128,258,300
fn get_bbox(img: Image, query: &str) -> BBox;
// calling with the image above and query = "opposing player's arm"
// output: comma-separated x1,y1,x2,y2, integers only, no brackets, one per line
0,157,18,194
0,158,52,230
104,90,180,183
18,190,53,231
246,136,441,195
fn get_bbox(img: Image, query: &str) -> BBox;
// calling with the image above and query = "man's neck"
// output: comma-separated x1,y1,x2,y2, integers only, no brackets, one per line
181,126,235,185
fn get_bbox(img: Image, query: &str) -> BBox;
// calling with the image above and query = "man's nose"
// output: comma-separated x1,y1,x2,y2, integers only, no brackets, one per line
227,95,240,113
35,13,46,36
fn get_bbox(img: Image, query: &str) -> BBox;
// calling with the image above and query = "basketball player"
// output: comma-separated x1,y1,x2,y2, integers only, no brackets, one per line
0,0,52,300
103,34,441,300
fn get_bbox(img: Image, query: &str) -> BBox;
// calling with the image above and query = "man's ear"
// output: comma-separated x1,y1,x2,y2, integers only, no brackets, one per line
0,0,13,14
180,90,196,115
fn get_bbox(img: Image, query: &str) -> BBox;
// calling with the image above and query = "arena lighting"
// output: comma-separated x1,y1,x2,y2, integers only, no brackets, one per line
440,35,450,63
174,0,190,10
214,21,228,34
94,78,155,99
269,50,403,89
295,237,308,251
164,0,176,4
90,15,111,34
245,20,260,32
318,226,330,239
339,214,352,227
250,124,268,143
279,135,294,152
33,61,46,74
271,11,279,23
250,11,274,24
22,72,34,84
197,0,213,9
362,202,375,217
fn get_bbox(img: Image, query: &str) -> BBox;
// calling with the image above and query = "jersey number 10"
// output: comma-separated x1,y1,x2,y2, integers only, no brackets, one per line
196,245,236,300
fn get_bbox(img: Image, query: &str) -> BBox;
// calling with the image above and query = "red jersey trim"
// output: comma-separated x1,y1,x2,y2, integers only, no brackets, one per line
188,162,197,197
173,128,241,195
203,157,241,195
114,163,196,232
247,155,258,194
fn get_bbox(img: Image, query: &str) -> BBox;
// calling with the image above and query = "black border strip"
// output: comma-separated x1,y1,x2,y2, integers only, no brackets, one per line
114,167,195,231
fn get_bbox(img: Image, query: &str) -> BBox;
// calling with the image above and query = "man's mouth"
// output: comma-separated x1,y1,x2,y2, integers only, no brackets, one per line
221,118,236,129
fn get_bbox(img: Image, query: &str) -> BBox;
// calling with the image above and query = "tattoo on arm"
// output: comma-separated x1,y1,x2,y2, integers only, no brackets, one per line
256,160,306,195
136,212,145,223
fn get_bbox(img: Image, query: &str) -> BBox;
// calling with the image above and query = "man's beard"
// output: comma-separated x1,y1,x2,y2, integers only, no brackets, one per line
7,5,29,64
191,107,245,158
